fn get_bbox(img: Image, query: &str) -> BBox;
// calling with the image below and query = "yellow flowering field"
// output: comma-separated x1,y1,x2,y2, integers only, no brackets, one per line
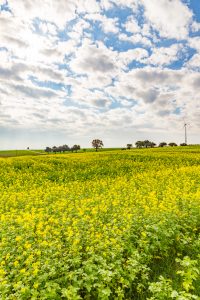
0,147,200,299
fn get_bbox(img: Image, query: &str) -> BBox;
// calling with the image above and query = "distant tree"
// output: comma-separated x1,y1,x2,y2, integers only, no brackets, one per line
135,141,144,148
62,144,70,152
168,142,177,147
135,140,156,148
57,146,63,153
144,140,152,148
150,142,156,148
52,146,58,153
45,147,52,153
180,143,187,146
92,139,104,151
127,144,132,150
143,140,149,148
159,142,167,147
71,145,80,153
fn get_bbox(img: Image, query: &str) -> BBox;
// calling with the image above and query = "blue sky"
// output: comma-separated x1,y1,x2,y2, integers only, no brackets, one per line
0,0,200,149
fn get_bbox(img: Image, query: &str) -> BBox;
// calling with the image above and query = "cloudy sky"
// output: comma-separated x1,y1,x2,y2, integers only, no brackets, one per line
0,0,200,149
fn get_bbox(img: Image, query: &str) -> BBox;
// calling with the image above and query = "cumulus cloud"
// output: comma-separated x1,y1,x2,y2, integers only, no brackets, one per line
70,86,112,108
9,1,71,27
100,0,114,10
119,32,152,47
191,21,200,33
105,67,200,128
188,37,200,53
125,16,141,34
101,17,119,34
117,48,149,68
145,44,183,66
0,0,199,147
186,54,200,69
70,40,116,75
141,0,193,40
136,88,159,103
103,0,139,11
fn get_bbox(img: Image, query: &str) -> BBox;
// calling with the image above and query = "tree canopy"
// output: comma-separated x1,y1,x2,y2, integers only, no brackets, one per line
92,139,104,151
135,140,156,148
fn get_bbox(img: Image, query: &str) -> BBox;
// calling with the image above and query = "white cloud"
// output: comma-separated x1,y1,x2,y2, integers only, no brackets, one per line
106,0,139,11
136,88,159,103
38,22,58,36
188,37,200,53
8,0,76,28
105,67,200,131
72,19,90,33
101,17,119,34
7,0,100,29
141,0,193,40
76,0,101,15
119,32,152,47
117,48,149,68
191,21,200,33
186,53,200,69
100,0,114,10
0,56,66,84
0,0,200,147
70,40,117,75
125,16,141,34
84,13,119,34
0,11,59,64
70,87,112,108
145,44,183,66
185,37,200,69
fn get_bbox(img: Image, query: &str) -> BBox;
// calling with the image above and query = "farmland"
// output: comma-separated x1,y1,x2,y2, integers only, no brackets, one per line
0,148,121,158
0,147,200,299
0,150,46,158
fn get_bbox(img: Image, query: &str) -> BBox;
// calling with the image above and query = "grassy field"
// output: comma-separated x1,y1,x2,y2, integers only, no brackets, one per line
0,147,200,299
0,146,198,158
0,148,121,157
0,150,46,157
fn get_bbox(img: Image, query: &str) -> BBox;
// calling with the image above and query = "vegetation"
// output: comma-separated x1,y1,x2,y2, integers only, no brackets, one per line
159,142,167,147
126,144,133,149
168,142,177,147
71,145,81,153
135,140,156,148
45,145,80,154
92,139,104,151
0,146,200,299
0,150,46,158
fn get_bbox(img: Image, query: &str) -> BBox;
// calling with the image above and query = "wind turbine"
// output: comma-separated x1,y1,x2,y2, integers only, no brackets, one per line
183,120,189,145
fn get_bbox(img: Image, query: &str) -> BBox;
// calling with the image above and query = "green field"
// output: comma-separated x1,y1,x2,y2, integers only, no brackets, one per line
0,148,122,158
0,150,46,157
0,146,200,299
0,146,198,158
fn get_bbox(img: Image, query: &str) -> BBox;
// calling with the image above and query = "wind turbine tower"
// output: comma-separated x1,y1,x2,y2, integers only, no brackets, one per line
184,122,188,144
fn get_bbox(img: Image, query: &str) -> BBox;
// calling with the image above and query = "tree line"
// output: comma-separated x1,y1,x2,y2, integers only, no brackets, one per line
45,144,80,153
126,140,186,149
135,140,177,148
44,139,187,153
44,139,104,153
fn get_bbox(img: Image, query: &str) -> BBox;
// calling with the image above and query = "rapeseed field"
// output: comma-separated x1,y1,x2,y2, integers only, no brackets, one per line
0,147,200,299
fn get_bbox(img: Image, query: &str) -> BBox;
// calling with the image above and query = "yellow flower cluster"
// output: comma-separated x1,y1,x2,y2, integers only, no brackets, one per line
0,147,200,299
